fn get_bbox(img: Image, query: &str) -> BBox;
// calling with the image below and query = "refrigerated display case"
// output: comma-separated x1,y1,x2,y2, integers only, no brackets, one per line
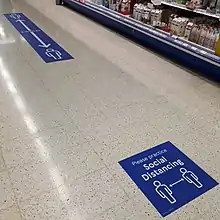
56,0,220,81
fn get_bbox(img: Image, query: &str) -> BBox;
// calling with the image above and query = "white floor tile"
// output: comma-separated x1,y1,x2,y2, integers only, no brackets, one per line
0,205,22,220
65,168,128,216
0,171,15,210
20,188,86,220
0,152,5,172
91,122,160,164
0,87,12,105
110,196,160,220
35,126,85,150
91,209,116,220
51,141,104,181
9,161,57,202
0,113,31,145
108,162,140,198
2,135,49,169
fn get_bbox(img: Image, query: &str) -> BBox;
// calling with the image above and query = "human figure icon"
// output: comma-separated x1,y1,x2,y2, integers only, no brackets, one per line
10,14,21,20
180,168,203,188
153,180,176,204
45,48,62,60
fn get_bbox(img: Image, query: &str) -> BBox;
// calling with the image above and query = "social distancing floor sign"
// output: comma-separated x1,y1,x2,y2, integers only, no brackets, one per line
4,13,73,63
119,141,218,217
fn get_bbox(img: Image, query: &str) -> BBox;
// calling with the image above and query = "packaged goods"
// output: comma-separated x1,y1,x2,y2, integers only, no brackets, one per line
129,1,220,50
214,33,220,55
184,22,194,40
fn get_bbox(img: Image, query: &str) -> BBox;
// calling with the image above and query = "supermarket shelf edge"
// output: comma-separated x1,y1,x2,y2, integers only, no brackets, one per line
62,0,220,81
161,1,220,19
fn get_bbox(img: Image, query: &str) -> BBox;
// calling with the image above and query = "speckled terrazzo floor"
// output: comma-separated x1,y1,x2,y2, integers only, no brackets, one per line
0,0,219,219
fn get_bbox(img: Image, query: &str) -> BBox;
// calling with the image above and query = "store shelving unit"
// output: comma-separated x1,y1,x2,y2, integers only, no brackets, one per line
59,0,220,81
161,1,220,19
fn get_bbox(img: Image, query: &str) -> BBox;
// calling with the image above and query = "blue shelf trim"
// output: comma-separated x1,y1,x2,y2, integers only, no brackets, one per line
62,0,220,82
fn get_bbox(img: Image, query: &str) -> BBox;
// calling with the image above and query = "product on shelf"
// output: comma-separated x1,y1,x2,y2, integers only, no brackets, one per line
91,0,220,55
143,6,152,22
184,22,194,39
121,0,131,14
217,0,220,13
151,9,163,25
130,1,220,52
115,0,131,13
170,17,189,36
186,0,202,10
215,35,220,55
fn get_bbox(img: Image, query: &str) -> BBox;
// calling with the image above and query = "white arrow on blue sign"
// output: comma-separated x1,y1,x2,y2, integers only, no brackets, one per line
4,13,73,63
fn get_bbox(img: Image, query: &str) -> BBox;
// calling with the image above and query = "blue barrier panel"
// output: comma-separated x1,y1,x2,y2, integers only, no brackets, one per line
4,13,73,63
119,141,218,217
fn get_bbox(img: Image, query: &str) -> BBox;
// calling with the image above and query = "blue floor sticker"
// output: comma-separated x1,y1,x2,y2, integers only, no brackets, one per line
4,13,73,63
119,141,218,217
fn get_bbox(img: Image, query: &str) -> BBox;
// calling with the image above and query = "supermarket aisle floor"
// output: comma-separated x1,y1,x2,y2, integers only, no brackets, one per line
0,0,220,219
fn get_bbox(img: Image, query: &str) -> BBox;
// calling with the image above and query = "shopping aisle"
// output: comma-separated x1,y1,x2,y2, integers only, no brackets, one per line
0,0,219,219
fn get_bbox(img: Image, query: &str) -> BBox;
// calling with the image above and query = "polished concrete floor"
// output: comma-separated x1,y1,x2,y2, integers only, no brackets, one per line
0,0,220,219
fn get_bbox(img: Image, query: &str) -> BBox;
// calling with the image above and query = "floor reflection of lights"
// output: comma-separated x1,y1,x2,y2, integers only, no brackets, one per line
0,25,15,44
0,57,82,219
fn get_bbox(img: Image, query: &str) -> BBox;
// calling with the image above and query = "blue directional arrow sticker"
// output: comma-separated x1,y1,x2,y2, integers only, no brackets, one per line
119,141,218,217
4,13,73,63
